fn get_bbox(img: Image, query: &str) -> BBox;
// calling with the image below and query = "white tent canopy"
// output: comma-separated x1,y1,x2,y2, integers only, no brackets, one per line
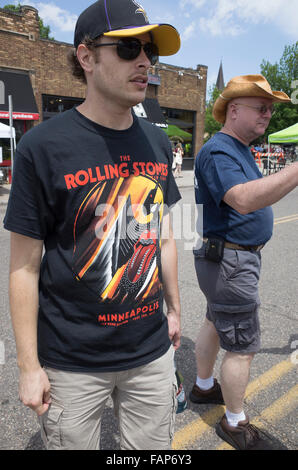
0,122,16,168
0,122,16,139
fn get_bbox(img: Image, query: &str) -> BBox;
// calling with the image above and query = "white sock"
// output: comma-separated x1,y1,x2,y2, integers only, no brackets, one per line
226,409,246,427
196,375,214,390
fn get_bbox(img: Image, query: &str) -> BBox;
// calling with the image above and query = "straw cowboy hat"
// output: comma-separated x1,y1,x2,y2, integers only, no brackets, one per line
212,74,290,124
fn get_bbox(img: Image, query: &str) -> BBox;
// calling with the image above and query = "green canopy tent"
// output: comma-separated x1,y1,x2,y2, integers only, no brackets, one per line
268,122,298,144
163,124,193,142
267,123,298,170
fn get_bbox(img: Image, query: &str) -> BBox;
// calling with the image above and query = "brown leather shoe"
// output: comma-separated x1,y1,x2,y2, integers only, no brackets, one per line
189,378,224,404
216,414,273,450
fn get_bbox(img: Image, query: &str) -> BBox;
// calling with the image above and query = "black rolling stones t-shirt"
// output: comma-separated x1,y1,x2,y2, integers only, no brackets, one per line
4,109,181,371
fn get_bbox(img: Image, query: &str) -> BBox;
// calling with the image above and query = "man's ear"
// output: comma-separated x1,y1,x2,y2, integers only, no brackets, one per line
227,101,238,121
76,44,94,75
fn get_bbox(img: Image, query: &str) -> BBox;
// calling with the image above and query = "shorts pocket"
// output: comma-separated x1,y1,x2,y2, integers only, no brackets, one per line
170,381,178,442
215,319,236,345
211,302,258,349
220,250,239,281
236,318,256,345
39,403,64,450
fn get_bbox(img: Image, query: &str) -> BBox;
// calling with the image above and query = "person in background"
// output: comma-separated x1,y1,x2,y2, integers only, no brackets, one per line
190,74,297,450
172,142,177,173
174,142,184,178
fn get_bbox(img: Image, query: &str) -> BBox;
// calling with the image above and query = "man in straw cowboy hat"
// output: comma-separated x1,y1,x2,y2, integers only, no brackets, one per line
189,74,298,450
4,0,182,450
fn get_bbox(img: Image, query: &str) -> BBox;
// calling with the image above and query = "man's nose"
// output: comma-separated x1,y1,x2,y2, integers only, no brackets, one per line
137,47,151,68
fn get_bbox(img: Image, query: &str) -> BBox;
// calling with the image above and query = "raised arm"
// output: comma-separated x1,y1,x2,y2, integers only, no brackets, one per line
223,162,298,214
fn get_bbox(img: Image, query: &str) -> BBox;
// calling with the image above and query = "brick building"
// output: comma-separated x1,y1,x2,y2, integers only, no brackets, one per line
0,5,207,163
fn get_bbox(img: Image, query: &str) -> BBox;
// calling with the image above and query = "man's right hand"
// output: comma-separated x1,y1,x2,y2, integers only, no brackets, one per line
19,367,51,416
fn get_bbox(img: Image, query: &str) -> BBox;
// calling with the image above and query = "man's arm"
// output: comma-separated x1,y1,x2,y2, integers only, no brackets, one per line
223,162,298,214
160,213,181,350
9,232,51,416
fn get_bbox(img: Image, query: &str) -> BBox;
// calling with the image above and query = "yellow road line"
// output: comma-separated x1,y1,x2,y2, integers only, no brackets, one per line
217,384,298,450
255,384,298,424
172,405,225,450
172,360,295,450
274,216,298,225
274,214,298,222
245,360,294,400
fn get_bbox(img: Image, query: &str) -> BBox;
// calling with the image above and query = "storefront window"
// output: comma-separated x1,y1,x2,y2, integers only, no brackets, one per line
42,95,84,120
161,107,196,158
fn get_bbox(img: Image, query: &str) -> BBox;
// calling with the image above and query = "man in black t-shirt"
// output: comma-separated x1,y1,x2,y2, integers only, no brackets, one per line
4,0,181,450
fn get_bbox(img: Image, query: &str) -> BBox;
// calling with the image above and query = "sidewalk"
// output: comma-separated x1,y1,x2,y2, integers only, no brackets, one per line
0,184,11,206
174,170,194,189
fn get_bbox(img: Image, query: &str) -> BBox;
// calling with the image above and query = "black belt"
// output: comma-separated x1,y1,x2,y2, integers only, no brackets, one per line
203,238,264,252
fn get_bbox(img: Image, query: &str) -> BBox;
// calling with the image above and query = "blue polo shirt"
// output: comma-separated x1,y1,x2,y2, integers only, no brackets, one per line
194,132,273,246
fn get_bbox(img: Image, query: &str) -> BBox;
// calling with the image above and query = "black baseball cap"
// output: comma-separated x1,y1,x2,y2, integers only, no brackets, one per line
74,0,180,56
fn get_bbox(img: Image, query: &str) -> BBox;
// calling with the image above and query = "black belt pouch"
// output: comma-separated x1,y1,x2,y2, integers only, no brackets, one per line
205,237,225,263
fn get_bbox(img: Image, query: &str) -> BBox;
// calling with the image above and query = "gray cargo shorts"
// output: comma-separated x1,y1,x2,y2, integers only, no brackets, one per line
194,245,262,354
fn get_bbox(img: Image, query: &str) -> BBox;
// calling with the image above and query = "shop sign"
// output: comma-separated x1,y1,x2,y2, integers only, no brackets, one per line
0,111,39,120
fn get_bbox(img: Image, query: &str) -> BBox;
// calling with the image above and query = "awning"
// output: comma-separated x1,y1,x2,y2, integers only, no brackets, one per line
133,98,167,128
0,70,39,120
167,117,194,129
163,124,193,142
268,122,298,144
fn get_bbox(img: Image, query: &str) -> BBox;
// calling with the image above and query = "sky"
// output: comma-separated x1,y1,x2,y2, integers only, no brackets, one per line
1,0,297,97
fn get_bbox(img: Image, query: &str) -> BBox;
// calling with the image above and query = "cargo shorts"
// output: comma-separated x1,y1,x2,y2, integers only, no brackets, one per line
194,245,262,354
39,345,177,450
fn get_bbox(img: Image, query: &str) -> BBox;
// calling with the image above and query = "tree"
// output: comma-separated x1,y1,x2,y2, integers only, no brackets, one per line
204,84,222,142
39,18,54,40
3,3,54,40
259,42,298,141
3,3,21,13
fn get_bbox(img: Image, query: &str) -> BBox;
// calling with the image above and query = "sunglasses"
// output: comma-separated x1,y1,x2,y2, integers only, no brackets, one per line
234,103,275,116
93,37,159,65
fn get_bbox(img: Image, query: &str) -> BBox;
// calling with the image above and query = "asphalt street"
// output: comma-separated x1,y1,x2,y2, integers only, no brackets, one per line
0,181,297,451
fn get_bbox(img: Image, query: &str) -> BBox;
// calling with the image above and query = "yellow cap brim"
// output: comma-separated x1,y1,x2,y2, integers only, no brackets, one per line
104,24,180,56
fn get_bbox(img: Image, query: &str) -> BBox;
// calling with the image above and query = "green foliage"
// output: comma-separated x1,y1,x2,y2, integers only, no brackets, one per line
39,17,54,40
204,84,222,142
3,3,54,40
260,41,298,141
3,3,22,12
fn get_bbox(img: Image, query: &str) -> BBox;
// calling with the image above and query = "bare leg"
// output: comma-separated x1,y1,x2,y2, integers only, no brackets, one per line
220,352,254,413
195,318,220,379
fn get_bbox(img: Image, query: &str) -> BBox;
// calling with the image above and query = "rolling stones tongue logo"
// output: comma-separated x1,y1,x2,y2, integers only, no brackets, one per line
72,174,163,305
115,228,160,303
127,231,157,283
